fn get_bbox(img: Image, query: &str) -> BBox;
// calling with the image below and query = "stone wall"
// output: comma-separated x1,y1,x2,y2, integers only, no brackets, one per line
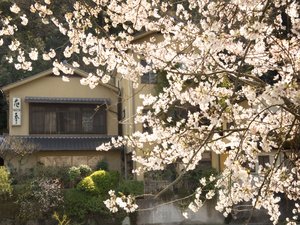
136,198,224,225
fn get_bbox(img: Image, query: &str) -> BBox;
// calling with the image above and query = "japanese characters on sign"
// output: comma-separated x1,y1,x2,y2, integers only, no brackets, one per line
12,97,21,126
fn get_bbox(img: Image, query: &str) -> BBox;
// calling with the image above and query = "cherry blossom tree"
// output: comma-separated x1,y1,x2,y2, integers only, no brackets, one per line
1,0,300,224
0,136,38,172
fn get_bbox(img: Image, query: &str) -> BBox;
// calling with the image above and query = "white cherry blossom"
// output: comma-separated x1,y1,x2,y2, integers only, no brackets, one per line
20,14,28,26
10,4,20,14
29,48,38,61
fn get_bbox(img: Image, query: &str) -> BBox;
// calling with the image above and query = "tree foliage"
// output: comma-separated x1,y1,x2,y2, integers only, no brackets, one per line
0,0,70,87
1,0,300,224
0,136,38,172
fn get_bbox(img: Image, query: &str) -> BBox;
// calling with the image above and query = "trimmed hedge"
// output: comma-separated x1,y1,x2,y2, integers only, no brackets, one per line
64,189,107,220
64,188,126,224
77,170,119,195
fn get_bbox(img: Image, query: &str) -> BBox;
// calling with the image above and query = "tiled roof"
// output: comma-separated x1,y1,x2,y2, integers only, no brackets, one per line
24,97,111,104
0,135,118,151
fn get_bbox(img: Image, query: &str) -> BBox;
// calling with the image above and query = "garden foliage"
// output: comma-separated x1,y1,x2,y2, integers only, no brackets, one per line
17,178,63,221
0,166,12,200
77,170,119,195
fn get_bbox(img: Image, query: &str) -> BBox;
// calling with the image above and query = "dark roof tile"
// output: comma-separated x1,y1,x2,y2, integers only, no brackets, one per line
0,135,119,151
24,97,111,104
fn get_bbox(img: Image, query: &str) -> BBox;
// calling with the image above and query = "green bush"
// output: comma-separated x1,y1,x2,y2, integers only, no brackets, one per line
118,180,144,196
64,171,144,224
68,166,81,182
96,160,109,171
64,188,125,223
29,164,69,186
77,170,119,195
78,165,92,177
0,166,12,200
78,176,95,192
64,189,86,220
68,165,92,188
64,189,106,220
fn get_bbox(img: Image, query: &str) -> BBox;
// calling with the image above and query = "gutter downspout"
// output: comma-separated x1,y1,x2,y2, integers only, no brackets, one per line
0,89,8,135
130,81,136,180
116,81,127,179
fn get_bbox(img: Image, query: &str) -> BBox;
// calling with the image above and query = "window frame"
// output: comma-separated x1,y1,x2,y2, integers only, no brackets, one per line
140,60,157,84
29,103,107,134
258,155,270,167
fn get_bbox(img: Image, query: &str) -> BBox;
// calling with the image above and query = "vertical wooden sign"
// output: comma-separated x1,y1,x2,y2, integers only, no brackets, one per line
12,97,21,126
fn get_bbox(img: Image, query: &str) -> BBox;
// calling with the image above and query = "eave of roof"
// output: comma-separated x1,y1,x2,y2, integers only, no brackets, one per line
1,67,119,93
24,96,111,104
1,135,120,151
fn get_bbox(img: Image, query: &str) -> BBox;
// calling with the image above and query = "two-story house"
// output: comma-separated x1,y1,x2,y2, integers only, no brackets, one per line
0,68,123,172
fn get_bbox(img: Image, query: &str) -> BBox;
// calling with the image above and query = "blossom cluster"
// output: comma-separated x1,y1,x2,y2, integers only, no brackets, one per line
104,190,138,213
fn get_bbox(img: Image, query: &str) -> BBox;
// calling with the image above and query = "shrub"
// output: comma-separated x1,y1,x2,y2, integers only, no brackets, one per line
17,178,63,221
96,160,109,171
78,164,92,177
52,211,71,225
68,165,92,187
65,171,142,224
31,178,63,211
78,176,95,192
0,166,12,200
118,180,144,196
64,189,90,220
68,166,81,182
77,170,119,195
29,164,69,186
64,188,126,224
64,189,109,220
